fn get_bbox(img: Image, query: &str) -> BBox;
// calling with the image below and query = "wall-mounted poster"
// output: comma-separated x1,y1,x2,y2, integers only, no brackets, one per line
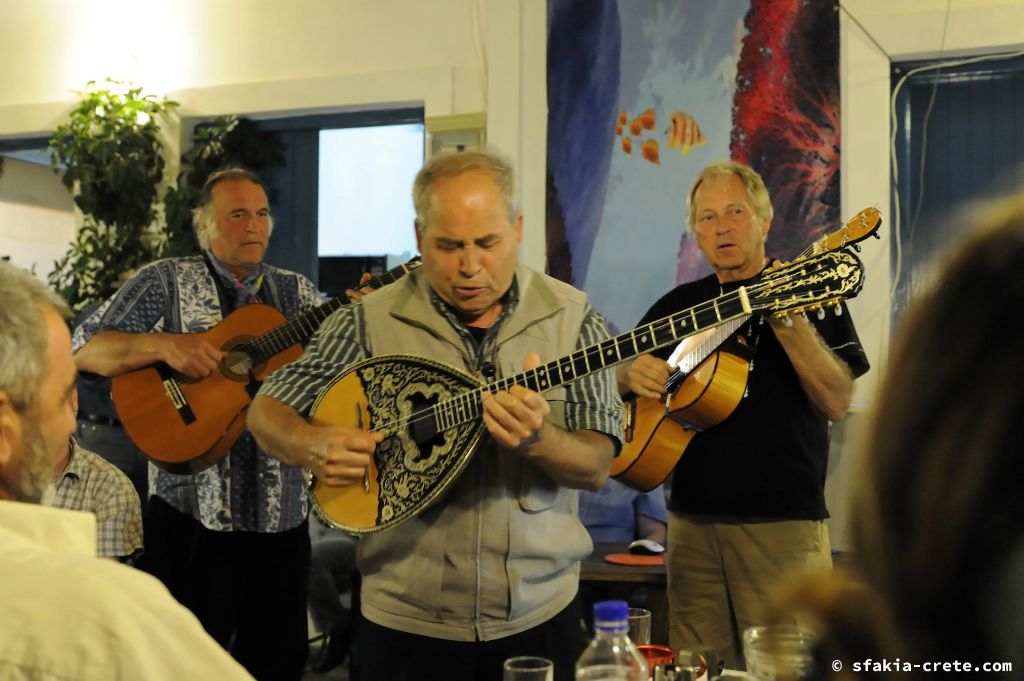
546,0,840,332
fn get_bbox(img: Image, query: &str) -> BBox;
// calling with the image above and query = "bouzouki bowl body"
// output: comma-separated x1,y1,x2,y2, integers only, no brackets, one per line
308,371,380,531
309,355,487,534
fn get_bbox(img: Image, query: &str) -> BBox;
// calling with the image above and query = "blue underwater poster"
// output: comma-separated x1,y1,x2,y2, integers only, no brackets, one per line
546,0,840,332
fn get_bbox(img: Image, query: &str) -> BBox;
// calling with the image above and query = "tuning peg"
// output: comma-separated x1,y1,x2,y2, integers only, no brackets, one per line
817,308,826,320
852,243,862,252
835,305,843,317
873,231,881,239
781,315,794,327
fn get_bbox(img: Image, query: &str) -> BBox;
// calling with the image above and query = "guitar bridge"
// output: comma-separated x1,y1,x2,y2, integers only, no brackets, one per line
157,365,196,425
623,398,636,442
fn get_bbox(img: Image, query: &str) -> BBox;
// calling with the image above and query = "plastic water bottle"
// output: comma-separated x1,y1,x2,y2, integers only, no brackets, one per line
576,600,649,681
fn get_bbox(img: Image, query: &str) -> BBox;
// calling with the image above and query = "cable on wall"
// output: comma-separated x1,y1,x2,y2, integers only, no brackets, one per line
889,47,1024,301
840,0,1024,306
471,0,488,111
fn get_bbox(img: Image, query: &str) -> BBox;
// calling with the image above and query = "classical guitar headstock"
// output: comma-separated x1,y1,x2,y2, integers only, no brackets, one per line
806,207,882,256
747,250,864,319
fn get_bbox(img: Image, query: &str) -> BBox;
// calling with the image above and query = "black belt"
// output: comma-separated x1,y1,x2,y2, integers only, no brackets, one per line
79,412,122,427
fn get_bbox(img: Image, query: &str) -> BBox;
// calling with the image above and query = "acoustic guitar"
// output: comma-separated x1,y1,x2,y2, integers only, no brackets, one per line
307,250,864,533
110,257,422,473
612,207,883,491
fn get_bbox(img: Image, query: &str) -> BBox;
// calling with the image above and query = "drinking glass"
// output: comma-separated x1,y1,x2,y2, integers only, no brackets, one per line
664,648,709,681
503,655,554,681
627,607,652,645
742,625,816,680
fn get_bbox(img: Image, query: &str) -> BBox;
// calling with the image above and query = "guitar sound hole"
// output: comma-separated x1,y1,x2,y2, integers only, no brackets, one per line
222,351,254,380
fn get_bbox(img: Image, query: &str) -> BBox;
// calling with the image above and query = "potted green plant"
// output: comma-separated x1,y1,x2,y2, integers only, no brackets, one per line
48,79,177,311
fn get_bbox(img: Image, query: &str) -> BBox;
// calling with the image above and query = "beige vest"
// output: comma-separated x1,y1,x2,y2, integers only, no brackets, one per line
358,266,593,641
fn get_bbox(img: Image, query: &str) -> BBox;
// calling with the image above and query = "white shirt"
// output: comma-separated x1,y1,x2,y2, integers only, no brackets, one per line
0,501,254,680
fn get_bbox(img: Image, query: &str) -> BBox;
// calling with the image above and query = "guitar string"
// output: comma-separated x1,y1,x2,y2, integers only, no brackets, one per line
419,302,832,433
664,226,873,381
235,259,423,361
369,260,853,436
656,212,875,380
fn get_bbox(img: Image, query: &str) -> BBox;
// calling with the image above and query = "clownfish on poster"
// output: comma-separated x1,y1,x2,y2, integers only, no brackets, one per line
667,111,707,156
615,108,707,165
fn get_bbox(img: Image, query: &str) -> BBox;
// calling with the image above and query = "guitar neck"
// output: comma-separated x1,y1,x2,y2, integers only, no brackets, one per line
657,208,879,379
431,286,754,432
246,257,422,364
801,207,882,258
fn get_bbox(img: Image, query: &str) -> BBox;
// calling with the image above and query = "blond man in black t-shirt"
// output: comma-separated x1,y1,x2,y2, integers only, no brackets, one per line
616,161,869,669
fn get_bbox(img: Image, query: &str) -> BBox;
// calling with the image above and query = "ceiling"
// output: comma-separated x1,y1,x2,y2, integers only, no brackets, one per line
840,0,1024,59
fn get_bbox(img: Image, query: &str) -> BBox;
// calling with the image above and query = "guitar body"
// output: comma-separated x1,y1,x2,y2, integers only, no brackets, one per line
614,393,698,486
612,208,882,492
310,355,487,533
614,341,751,491
110,304,301,473
108,257,424,473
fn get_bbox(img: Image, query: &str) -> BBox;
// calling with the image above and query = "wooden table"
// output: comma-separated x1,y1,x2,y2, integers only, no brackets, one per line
579,542,669,645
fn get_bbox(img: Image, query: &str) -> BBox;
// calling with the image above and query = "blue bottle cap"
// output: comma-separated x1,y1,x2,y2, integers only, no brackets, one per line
593,599,629,625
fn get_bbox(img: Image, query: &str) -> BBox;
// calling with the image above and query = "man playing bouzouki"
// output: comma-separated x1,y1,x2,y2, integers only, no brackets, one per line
72,168,321,680
248,150,624,681
615,162,870,669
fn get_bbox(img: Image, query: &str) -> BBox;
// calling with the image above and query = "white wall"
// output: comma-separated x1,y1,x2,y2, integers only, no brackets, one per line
0,0,550,268
0,157,75,281
828,0,1024,548
0,1,487,125
841,0,1024,60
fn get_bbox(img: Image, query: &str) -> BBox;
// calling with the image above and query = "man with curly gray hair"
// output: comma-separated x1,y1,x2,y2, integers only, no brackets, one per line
0,262,74,502
0,261,254,679
73,167,321,679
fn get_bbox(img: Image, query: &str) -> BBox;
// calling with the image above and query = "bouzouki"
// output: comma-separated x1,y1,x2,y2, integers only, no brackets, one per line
111,257,422,473
308,249,864,533
612,207,883,491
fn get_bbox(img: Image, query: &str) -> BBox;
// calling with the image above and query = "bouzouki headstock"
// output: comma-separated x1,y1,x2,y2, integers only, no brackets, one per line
747,250,864,319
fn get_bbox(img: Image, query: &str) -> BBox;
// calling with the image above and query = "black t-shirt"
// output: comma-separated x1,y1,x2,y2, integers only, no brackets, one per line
636,272,870,520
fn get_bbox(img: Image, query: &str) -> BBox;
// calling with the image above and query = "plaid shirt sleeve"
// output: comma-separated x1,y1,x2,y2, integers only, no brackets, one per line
53,443,144,561
563,304,624,448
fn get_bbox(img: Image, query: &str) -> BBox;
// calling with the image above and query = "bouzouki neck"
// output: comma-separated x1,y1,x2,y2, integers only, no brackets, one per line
425,249,862,435
427,287,755,434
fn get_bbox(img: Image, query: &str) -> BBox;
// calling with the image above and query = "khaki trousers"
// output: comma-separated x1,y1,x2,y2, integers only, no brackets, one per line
665,513,832,670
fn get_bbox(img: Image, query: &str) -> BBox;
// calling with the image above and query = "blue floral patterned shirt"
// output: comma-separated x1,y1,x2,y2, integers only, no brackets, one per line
72,254,321,533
